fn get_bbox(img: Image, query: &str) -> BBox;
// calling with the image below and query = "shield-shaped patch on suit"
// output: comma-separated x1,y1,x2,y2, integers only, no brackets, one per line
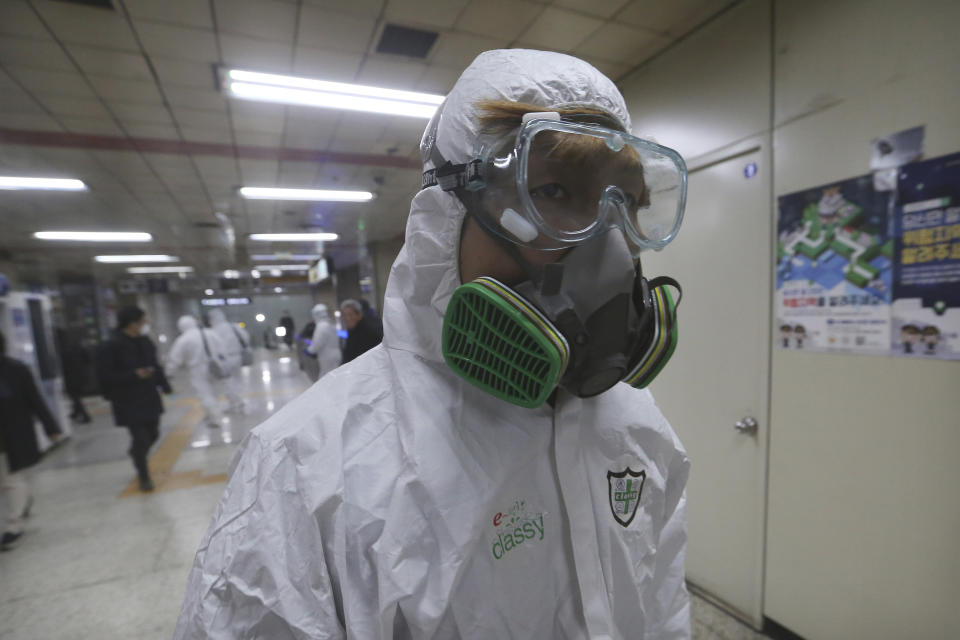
608,467,646,527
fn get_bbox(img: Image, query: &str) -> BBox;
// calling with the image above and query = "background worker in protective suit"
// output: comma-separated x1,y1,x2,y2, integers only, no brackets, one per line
305,303,340,382
207,309,250,413
175,49,691,639
166,315,228,428
96,306,171,492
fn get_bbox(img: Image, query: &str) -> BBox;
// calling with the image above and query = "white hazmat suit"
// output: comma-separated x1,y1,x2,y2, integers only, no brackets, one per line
167,315,227,426
306,303,341,381
208,309,249,412
175,49,690,639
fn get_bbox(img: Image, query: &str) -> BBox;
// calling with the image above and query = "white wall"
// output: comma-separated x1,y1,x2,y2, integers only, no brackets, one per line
619,0,960,637
766,2,960,638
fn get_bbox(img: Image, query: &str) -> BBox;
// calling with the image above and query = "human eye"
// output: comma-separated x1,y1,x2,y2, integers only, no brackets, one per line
529,182,569,199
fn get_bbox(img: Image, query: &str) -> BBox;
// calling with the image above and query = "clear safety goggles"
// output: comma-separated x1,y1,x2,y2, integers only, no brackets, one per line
460,117,688,255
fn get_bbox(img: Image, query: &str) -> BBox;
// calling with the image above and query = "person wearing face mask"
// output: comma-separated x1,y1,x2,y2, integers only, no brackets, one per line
306,303,341,381
95,306,172,492
167,315,230,429
175,49,690,639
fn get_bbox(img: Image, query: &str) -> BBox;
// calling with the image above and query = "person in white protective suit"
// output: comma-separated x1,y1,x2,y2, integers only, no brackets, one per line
175,49,691,639
166,315,228,427
207,309,250,413
306,303,341,381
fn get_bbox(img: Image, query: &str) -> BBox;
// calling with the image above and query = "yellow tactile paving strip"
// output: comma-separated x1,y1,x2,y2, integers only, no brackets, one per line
118,387,308,498
118,400,226,498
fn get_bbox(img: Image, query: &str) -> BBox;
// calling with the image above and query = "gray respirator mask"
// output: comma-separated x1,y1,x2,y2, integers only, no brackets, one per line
424,111,687,407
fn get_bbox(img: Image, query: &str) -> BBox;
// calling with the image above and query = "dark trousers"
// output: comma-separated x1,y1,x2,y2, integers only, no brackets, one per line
126,419,160,480
69,393,90,422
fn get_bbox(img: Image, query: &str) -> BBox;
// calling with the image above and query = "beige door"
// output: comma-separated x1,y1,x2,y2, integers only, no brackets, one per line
641,139,771,627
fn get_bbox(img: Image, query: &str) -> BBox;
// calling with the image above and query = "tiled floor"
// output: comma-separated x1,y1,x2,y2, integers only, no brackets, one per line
0,349,767,639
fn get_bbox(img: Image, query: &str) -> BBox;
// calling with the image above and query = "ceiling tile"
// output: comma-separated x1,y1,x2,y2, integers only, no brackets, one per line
455,0,543,41
282,130,334,150
219,34,292,72
39,96,112,118
553,0,630,19
180,126,233,144
68,46,154,81
0,0,48,39
171,106,232,131
0,38,74,71
0,113,63,131
111,102,173,125
355,58,427,90
579,57,632,82
617,0,727,36
59,117,124,136
88,76,163,103
214,0,297,42
415,64,460,93
301,0,383,19
517,7,603,51
232,115,285,135
238,158,279,181
152,57,216,88
331,111,387,142
134,21,218,62
164,86,227,111
384,0,470,29
429,31,508,70
292,47,363,81
32,0,139,51
574,22,668,63
123,0,213,29
297,7,376,55
6,68,96,98
235,130,283,147
0,86,39,114
278,160,321,185
123,123,181,139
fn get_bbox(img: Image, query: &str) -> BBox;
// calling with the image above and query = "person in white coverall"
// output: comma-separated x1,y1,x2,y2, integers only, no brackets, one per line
175,49,691,639
207,309,249,412
166,315,227,427
306,303,340,381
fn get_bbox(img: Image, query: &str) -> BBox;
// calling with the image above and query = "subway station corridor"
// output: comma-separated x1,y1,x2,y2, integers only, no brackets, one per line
0,348,767,640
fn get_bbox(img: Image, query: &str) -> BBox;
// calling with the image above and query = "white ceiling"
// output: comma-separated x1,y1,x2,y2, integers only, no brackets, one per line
0,0,734,279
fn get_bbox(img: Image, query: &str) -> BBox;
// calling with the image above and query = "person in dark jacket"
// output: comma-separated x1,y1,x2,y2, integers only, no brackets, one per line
0,330,63,550
55,328,91,423
95,306,172,492
340,299,382,364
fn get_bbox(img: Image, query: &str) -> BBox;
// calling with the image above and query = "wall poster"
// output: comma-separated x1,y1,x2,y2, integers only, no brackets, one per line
776,175,894,354
891,151,960,359
775,151,960,360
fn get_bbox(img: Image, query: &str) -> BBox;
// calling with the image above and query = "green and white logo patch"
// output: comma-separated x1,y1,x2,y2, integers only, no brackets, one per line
608,468,646,527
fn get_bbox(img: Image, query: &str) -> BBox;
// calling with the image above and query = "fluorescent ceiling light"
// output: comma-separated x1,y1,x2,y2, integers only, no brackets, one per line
240,187,374,202
227,69,443,119
94,255,178,263
249,233,339,241
222,270,241,279
0,176,86,191
253,264,309,271
127,266,194,274
35,231,152,242
250,254,321,261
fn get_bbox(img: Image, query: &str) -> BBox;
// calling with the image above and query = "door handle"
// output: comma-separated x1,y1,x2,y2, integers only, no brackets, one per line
734,416,758,433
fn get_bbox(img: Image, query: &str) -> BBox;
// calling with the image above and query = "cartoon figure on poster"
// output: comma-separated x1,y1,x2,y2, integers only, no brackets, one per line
776,174,895,353
891,151,960,360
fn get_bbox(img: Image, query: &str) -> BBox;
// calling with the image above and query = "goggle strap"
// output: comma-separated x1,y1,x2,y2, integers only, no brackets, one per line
421,159,483,191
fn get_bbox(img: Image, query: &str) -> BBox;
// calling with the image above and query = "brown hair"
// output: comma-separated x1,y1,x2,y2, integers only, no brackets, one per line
474,99,643,175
